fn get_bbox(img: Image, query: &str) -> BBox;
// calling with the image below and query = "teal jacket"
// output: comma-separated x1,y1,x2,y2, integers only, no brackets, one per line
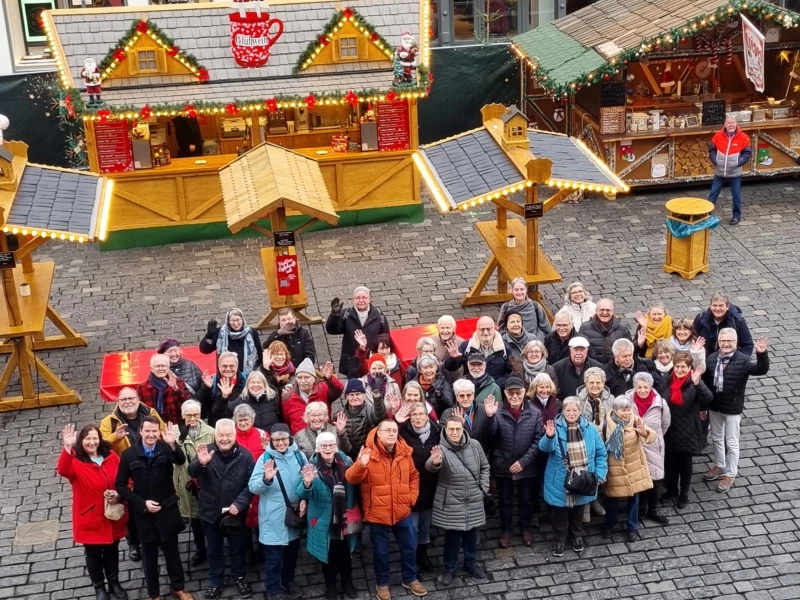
296,451,357,563
248,441,307,546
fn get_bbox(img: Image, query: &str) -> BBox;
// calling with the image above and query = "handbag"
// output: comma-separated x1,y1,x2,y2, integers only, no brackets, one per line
104,496,125,521
345,505,364,535
276,471,307,530
557,435,598,497
451,447,496,516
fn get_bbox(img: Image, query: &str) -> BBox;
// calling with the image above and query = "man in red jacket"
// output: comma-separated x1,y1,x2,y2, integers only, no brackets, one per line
708,116,752,225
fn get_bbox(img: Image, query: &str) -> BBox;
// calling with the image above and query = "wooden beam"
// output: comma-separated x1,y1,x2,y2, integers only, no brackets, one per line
249,224,272,239
294,217,320,237
492,196,525,216
640,63,662,96
461,257,499,307
496,206,507,230
14,236,48,261
0,392,80,412
343,157,411,207
186,191,223,220
542,188,573,213
115,188,181,221
270,206,287,232
176,176,187,221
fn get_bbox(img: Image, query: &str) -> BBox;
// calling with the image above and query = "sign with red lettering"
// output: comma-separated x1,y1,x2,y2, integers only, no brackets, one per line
377,101,410,151
275,254,300,296
94,120,134,173
230,4,284,68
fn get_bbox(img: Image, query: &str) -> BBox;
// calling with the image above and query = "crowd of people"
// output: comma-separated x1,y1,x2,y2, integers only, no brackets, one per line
57,287,770,600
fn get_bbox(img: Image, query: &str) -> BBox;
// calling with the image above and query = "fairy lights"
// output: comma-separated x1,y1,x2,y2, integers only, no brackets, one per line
2,225,88,243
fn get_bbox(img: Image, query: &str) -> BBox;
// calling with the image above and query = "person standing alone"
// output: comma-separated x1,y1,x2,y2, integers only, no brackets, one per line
708,116,751,225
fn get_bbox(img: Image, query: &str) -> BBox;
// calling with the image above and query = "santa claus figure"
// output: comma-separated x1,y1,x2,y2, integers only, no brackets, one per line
393,32,418,84
80,58,103,107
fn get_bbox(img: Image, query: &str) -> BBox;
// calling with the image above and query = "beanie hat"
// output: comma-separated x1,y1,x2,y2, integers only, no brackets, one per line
270,423,291,436
295,358,317,376
157,338,180,354
315,431,337,452
367,354,387,370
345,379,366,394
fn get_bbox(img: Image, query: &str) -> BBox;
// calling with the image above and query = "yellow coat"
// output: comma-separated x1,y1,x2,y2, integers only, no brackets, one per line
601,414,655,498
99,404,165,456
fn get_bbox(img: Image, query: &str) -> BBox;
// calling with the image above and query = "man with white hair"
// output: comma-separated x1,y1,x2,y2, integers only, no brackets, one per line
702,329,769,493
326,286,391,378
431,315,465,382
579,298,632,364
137,353,192,424
188,419,256,599
444,316,511,389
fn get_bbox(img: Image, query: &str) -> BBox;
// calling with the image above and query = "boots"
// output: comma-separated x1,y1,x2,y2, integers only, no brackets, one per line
93,584,110,600
416,544,434,573
107,579,127,600
324,578,338,600
342,576,357,599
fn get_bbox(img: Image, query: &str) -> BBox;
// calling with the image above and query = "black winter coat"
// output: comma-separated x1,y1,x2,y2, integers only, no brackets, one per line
486,403,544,479
579,316,632,364
411,373,455,417
115,440,186,543
196,373,247,426
603,360,650,397
399,419,440,511
444,341,511,390
552,357,603,400
264,327,317,367
702,350,769,415
333,397,387,461
228,393,283,432
544,329,596,365
693,304,754,356
439,403,492,450
663,377,713,453
325,305,390,377
199,327,262,373
187,442,255,524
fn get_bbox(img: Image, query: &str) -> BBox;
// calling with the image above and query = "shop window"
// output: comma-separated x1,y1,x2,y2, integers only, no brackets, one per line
453,0,475,41
338,36,358,59
483,0,518,38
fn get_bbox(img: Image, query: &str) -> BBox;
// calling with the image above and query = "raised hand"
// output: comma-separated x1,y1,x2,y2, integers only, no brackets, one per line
263,458,278,481
637,327,646,345
387,391,402,415
755,336,769,353
202,371,214,388
166,370,179,391
218,377,234,398
691,366,703,385
354,329,368,350
430,445,443,466
196,443,215,466
545,419,556,438
301,463,317,487
335,412,347,433
484,394,499,417
206,319,218,336
635,311,648,328
452,405,465,424
262,349,273,371
691,336,706,352
321,362,335,380
62,424,77,451
330,297,343,315
114,424,129,440
445,339,460,359
357,446,371,467
162,422,179,446
394,403,411,424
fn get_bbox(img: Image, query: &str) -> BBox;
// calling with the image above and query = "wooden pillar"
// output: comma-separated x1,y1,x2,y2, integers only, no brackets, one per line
251,109,263,146
496,205,507,230
270,206,287,232
526,184,539,275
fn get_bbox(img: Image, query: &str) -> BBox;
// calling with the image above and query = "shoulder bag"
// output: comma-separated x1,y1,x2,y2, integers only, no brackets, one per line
557,435,598,497
276,471,307,530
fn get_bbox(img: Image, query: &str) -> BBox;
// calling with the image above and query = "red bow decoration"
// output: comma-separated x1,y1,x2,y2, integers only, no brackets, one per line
97,109,111,122
225,103,239,115
304,94,316,109
136,20,149,34
183,104,197,118
386,90,398,102
345,91,359,107
318,35,329,46
428,72,434,83
265,98,278,113
168,45,180,58
370,32,379,43
113,49,126,62
197,68,210,82
343,7,354,19
139,105,153,120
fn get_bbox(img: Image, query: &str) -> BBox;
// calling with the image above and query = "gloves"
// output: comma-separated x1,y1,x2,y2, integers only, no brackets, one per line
278,322,296,336
370,373,386,394
330,297,343,315
206,319,218,336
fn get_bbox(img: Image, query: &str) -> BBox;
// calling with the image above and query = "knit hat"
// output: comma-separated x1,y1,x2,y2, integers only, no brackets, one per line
345,379,366,394
157,338,180,353
354,285,371,296
315,431,338,452
296,358,316,376
270,423,291,437
367,354,386,370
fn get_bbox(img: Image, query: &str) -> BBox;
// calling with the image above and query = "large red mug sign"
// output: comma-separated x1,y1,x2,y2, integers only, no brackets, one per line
230,5,284,68
275,254,300,296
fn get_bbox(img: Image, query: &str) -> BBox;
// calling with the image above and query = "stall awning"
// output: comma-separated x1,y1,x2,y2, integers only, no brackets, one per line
219,143,340,234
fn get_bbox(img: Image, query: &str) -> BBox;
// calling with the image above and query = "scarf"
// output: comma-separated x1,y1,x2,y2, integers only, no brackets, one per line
148,373,169,416
384,353,399,373
593,316,616,335
643,315,673,357
714,351,734,391
669,336,692,352
271,361,295,378
467,330,507,356
670,372,689,406
565,423,589,507
616,364,634,384
317,453,348,539
655,360,673,373
522,356,547,382
418,374,433,391
468,371,489,391
507,403,523,421
584,394,602,426
606,413,627,460
536,394,550,408
216,309,257,374
634,389,655,417
215,442,239,464
412,421,432,445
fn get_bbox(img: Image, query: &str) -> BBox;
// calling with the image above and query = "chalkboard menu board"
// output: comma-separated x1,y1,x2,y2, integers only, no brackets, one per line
94,121,134,173
600,106,626,135
600,82,626,108
702,100,727,127
376,102,410,151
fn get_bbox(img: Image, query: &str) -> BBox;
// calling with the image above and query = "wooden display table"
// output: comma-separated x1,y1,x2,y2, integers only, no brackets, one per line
664,197,715,280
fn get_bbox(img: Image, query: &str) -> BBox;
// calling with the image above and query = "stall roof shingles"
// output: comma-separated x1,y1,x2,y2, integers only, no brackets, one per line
513,23,605,85
7,166,100,235
528,131,617,187
422,129,524,204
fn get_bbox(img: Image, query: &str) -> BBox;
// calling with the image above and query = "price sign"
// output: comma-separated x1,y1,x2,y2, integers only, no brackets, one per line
94,120,134,173
0,252,16,270
376,101,410,151
274,230,295,247
524,202,543,219
275,254,300,296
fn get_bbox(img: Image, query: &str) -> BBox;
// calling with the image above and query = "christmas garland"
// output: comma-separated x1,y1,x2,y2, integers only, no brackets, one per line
294,7,396,73
98,19,209,82
511,0,800,98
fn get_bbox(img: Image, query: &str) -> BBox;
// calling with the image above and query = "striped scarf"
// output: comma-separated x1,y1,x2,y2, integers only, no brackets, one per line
565,423,589,507
714,351,734,391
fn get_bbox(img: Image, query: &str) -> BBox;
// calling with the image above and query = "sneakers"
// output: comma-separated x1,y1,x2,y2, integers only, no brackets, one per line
646,510,669,525
552,542,564,557
591,499,606,516
236,577,253,599
572,537,584,553
376,585,391,600
676,492,689,509
498,531,512,548
601,526,613,539
521,530,533,547
281,582,303,599
437,572,454,586
204,589,221,600
465,564,486,579
717,476,735,493
704,465,724,481
626,529,637,542
402,580,428,596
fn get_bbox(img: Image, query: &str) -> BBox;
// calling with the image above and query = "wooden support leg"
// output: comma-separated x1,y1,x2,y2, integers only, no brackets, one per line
0,305,88,354
0,348,18,398
255,308,280,330
462,257,514,306
15,337,35,399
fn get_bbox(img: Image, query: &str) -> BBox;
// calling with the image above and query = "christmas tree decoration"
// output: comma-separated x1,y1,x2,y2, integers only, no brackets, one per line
265,97,278,113
168,45,180,57
183,104,197,118
139,105,153,120
97,108,111,122
345,91,359,106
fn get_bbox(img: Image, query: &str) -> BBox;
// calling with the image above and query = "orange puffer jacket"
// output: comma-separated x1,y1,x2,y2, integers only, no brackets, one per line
345,428,419,526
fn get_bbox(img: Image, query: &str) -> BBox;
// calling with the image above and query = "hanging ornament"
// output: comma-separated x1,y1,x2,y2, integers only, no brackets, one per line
168,45,180,57
265,98,278,113
720,37,733,65
136,20,149,34
225,103,239,115
345,91,359,107
139,105,153,120
660,61,676,91
603,73,610,80
197,68,210,82
113,49,126,62
304,94,316,109
97,108,111,122
183,104,197,118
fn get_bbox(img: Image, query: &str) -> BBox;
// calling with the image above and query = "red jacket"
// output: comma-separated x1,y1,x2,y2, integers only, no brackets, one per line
282,377,344,435
137,376,192,424
57,449,128,545
709,127,751,178
236,426,267,528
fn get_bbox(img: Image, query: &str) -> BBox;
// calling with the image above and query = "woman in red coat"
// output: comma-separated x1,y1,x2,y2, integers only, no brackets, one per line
57,424,128,600
233,403,268,564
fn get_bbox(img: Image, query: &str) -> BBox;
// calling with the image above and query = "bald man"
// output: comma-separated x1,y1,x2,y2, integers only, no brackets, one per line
444,316,511,389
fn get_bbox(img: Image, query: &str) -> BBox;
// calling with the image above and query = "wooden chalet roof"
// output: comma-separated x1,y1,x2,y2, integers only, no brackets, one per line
220,143,339,234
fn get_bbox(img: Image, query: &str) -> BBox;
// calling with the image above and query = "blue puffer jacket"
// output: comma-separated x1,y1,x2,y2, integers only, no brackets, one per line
296,452,357,563
248,441,307,546
538,414,609,508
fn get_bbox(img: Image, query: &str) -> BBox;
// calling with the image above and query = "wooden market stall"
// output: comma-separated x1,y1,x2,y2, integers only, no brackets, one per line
414,103,628,308
44,0,432,247
510,0,800,187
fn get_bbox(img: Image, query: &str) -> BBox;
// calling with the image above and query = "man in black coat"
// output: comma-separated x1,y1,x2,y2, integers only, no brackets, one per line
263,308,317,366
196,352,246,426
603,338,649,397
693,291,754,356
702,331,769,493
115,417,192,600
579,298,631,364
444,316,511,390
326,286,390,378
187,419,256,599
552,337,603,399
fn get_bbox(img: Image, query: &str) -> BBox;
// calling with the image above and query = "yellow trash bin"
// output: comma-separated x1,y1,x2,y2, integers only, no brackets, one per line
663,197,718,280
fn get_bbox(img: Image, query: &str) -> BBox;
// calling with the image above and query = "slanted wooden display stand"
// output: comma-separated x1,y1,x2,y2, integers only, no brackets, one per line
219,143,340,329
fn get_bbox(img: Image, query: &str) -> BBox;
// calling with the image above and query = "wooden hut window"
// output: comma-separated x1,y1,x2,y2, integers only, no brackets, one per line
339,37,358,59
511,126,523,137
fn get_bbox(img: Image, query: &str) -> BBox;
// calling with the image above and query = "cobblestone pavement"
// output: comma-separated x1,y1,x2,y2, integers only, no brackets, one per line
0,179,798,600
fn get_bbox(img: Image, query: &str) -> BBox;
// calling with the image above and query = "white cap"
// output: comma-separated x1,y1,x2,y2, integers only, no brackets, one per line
568,336,590,348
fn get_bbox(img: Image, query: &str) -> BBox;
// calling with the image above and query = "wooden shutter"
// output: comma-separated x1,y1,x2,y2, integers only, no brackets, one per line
333,39,341,61
357,37,368,60
155,48,167,73
128,51,140,76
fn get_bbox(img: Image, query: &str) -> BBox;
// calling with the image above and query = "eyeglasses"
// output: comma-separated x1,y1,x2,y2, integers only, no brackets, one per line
118,397,138,403
318,443,336,449
555,323,570,328
272,436,290,443
719,339,736,344
478,327,493,332
596,309,612,313
506,389,524,395
183,413,201,418
379,429,398,434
